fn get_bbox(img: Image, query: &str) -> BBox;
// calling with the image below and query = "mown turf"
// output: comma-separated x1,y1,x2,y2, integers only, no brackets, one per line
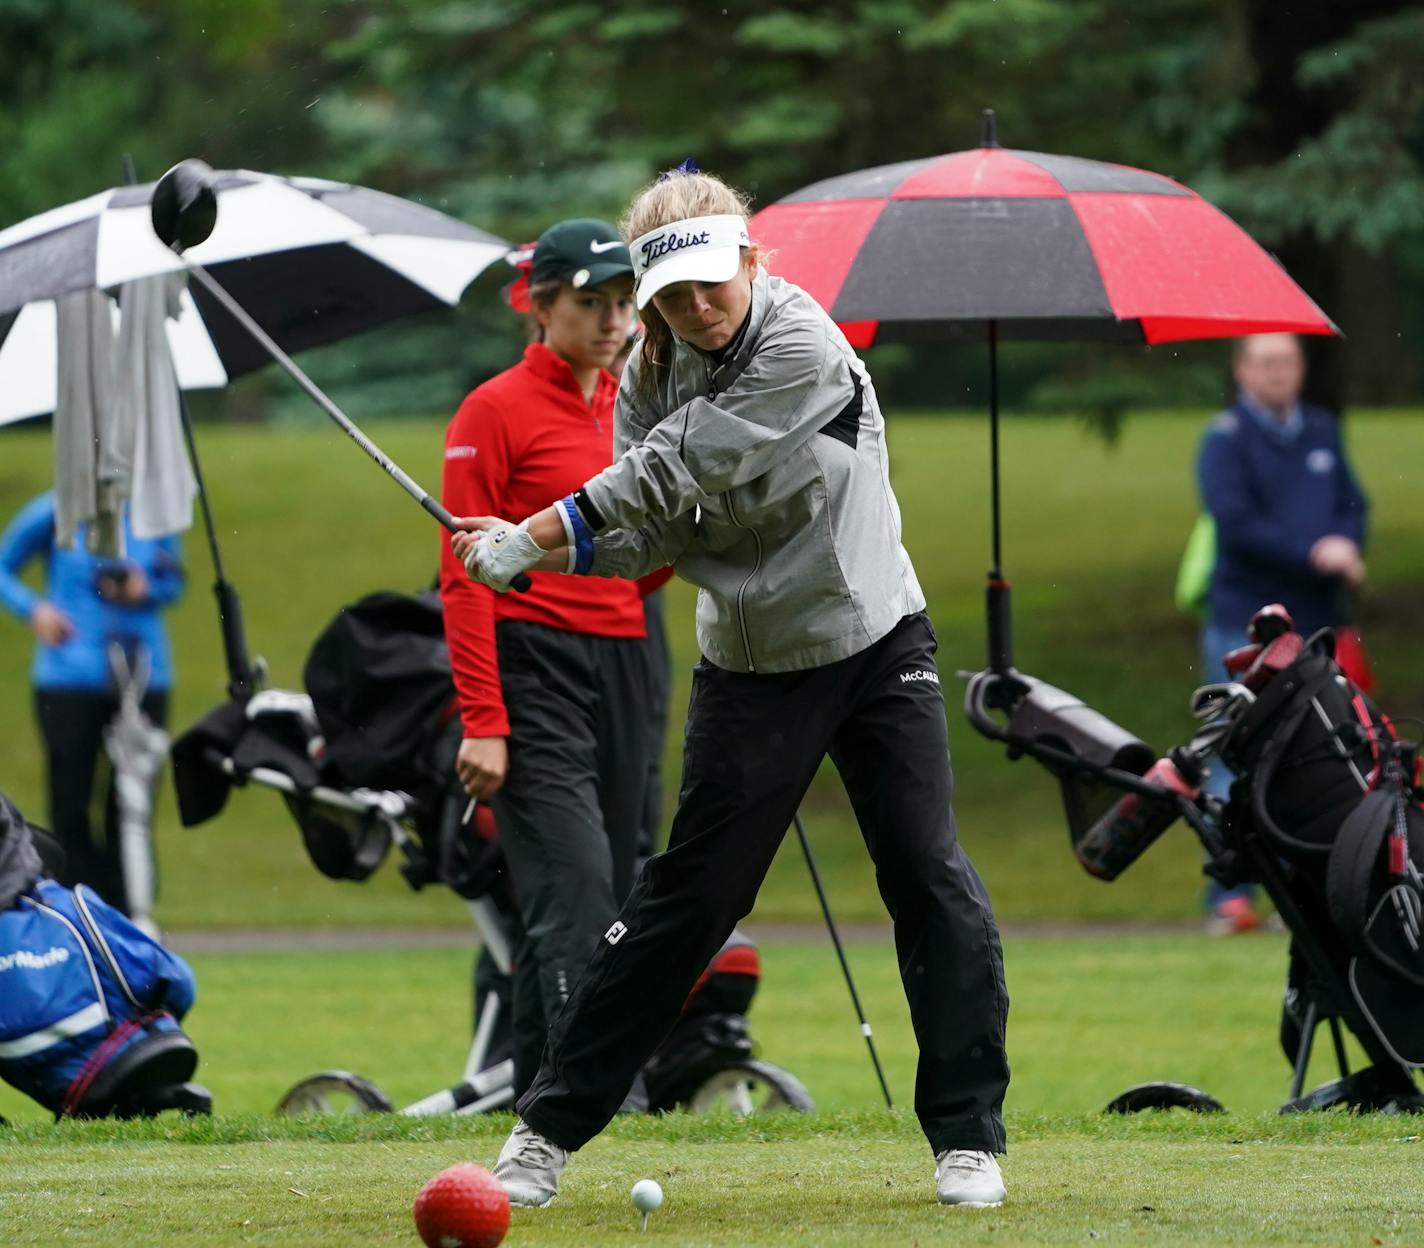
4,1109,1422,1245
1,411,1422,928
3,932,1372,1124
5,935,1423,1245
5,412,1421,1245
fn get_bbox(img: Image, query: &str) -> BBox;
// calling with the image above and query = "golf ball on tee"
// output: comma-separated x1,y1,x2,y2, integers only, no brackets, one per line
631,1179,664,1213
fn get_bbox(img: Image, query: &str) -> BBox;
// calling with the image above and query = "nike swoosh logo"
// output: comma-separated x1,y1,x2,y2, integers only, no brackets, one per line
589,239,625,254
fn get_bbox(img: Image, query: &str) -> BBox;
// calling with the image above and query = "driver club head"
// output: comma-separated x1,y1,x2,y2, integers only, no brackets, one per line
151,159,218,253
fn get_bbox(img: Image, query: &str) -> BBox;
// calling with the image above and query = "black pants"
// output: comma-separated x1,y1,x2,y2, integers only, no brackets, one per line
491,621,656,1097
34,687,169,915
518,612,1010,1155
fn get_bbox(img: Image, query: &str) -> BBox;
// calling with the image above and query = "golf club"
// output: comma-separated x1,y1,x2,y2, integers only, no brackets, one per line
124,153,261,699
149,158,531,592
793,811,894,1109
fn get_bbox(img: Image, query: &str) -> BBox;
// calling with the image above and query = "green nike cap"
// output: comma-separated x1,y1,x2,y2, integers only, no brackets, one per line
532,218,634,289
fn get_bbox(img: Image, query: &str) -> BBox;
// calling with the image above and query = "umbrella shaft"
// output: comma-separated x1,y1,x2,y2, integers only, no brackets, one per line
988,318,1001,579
176,388,228,580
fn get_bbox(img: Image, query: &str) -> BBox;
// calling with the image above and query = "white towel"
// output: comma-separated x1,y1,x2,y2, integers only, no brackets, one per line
114,274,195,539
53,289,118,551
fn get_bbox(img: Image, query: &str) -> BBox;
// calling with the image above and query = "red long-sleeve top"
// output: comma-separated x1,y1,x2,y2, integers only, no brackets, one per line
439,343,647,739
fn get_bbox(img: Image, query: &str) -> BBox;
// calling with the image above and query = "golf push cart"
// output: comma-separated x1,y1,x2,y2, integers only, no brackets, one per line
965,602,1424,1115
172,590,814,1120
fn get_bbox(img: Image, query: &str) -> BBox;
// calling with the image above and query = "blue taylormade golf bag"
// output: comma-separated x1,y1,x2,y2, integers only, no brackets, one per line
0,792,208,1120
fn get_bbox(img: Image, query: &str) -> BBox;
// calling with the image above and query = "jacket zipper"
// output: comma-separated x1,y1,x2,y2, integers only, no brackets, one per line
705,365,760,672
73,887,142,1010
22,896,111,1025
723,489,761,673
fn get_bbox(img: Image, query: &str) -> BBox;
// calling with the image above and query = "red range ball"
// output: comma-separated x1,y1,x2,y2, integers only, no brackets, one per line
413,1163,511,1248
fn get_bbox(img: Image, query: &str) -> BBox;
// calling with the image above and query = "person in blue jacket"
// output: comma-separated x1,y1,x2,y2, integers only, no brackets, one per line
1196,332,1369,932
0,492,184,914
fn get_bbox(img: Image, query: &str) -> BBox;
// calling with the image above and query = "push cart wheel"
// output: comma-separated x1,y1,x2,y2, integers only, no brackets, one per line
1104,1081,1225,1114
683,1060,814,1115
276,1070,394,1116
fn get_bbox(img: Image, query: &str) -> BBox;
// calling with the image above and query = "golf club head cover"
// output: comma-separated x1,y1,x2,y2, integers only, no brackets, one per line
1247,602,1294,644
1223,631,1304,693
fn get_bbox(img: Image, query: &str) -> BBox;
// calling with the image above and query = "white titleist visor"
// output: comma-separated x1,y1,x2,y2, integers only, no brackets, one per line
630,214,751,309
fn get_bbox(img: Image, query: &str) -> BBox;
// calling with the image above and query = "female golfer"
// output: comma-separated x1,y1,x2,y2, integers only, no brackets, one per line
454,171,1011,1209
438,218,654,1099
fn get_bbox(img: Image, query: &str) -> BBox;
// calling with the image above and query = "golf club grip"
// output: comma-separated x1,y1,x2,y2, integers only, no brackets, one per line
421,497,532,594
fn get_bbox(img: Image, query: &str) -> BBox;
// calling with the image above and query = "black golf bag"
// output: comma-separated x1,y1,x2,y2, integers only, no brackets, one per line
173,591,488,896
967,611,1424,1112
1211,635,1424,1101
300,590,494,897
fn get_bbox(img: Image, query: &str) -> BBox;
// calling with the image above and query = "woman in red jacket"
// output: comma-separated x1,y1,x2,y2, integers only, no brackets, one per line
439,219,650,1098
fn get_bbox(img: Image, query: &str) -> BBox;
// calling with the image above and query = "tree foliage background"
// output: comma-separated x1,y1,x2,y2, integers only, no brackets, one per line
2,0,1421,425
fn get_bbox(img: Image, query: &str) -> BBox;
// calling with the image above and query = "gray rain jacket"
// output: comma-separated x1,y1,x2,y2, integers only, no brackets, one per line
582,270,925,673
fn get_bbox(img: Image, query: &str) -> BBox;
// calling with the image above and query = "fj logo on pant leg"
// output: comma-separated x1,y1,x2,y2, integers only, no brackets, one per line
605,921,628,945
900,669,940,685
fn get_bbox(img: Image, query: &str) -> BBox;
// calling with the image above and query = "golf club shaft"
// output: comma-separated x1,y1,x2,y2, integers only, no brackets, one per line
180,261,531,589
793,811,894,1109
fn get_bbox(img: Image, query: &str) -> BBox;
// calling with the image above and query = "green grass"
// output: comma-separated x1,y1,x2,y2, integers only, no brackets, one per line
1,411,1422,927
3,935,1423,1244
0,934,1360,1123
3,1117,1422,1246
5,413,1421,1243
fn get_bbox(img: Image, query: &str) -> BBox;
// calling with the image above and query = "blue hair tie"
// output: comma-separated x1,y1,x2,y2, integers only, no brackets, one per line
657,158,700,183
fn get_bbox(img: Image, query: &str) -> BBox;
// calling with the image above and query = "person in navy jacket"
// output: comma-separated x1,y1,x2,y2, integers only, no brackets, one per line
1196,333,1369,931
0,492,184,914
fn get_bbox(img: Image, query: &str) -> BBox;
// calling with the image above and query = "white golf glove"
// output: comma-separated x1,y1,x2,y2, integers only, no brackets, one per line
465,519,546,593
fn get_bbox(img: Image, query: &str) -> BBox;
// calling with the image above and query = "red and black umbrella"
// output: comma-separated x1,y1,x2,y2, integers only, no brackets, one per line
750,111,1338,670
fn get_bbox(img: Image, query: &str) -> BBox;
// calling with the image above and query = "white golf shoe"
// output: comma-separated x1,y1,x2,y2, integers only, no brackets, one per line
493,1119,568,1208
935,1149,1006,1207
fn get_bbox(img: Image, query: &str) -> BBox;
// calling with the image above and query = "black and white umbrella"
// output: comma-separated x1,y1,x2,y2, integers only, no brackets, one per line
0,169,510,424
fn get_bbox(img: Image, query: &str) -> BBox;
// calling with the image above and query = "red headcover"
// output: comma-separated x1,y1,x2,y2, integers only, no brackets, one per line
1223,631,1305,693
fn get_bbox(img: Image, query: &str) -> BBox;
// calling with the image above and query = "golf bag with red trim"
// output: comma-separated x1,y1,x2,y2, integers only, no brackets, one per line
1210,629,1424,1082
0,793,209,1120
967,604,1422,1112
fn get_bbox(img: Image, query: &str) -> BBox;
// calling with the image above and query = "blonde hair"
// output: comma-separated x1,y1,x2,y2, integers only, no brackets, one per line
620,170,757,402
